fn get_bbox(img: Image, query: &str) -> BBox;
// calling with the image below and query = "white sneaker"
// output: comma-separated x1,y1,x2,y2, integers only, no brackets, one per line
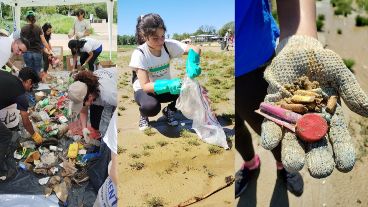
139,116,149,131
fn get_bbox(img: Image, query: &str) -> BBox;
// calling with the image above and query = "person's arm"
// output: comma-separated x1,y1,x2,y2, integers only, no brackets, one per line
183,45,201,55
109,152,118,186
276,0,317,41
20,111,35,135
80,106,89,129
82,51,94,67
6,61,19,73
73,54,78,69
136,68,154,93
40,34,52,52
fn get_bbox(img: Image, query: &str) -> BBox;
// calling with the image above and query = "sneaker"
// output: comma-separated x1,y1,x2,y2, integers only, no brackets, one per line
277,168,304,197
162,106,178,126
139,115,149,131
235,155,261,198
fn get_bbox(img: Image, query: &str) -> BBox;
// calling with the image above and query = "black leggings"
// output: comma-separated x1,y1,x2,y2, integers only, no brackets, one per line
134,89,178,117
0,122,12,171
90,104,104,130
235,63,281,162
43,52,50,72
80,49,102,71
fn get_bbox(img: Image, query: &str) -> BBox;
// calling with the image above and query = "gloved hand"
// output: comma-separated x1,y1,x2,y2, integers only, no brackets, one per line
32,132,43,144
186,49,201,79
261,35,368,178
82,128,91,143
154,78,182,95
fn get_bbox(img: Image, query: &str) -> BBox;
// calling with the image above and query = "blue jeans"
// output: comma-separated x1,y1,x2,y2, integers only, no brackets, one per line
23,51,43,74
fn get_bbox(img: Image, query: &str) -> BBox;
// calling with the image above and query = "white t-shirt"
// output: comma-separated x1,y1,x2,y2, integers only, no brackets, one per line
80,38,102,53
103,109,117,154
93,67,118,107
129,39,187,91
73,19,91,39
0,36,12,68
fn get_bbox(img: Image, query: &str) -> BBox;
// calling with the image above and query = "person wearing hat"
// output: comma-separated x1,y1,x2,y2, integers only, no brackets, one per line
21,11,53,75
68,38,103,71
0,67,42,181
0,30,30,75
68,68,117,143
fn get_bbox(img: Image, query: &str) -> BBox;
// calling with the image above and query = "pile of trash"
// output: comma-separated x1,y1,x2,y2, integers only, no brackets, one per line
276,76,337,115
12,72,101,205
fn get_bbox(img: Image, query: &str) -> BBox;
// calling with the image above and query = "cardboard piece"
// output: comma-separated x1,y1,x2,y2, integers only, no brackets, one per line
99,60,116,68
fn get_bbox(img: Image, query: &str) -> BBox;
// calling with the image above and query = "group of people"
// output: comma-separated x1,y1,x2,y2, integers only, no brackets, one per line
0,8,117,206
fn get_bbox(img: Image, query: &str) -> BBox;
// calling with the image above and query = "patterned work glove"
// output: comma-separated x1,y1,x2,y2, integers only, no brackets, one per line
261,35,368,178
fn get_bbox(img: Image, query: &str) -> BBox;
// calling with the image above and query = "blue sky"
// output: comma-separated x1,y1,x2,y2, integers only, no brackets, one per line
117,0,234,36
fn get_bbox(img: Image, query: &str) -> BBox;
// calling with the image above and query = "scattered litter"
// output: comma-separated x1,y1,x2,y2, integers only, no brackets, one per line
39,177,50,185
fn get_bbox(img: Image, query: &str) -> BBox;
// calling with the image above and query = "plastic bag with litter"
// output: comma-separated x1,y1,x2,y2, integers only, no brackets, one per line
176,77,229,149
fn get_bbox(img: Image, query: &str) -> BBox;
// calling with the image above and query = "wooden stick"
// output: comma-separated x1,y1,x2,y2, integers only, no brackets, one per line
175,176,235,207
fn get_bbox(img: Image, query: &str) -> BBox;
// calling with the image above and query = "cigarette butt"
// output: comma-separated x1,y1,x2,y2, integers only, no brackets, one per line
326,96,338,114
280,103,308,114
291,95,315,103
294,90,320,97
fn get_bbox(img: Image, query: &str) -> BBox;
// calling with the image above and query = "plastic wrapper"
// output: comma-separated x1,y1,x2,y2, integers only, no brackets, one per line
176,77,229,149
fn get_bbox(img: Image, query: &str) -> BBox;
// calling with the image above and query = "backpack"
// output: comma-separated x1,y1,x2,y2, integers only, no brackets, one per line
131,42,171,83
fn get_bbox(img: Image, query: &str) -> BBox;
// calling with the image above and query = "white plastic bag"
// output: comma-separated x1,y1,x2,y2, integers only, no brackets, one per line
176,77,229,149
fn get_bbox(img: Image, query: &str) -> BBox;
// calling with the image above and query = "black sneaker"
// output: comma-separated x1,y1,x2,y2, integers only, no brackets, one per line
139,115,149,131
235,159,261,198
277,168,304,197
162,106,178,126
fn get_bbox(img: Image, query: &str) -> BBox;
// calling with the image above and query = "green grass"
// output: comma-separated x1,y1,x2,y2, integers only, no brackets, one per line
130,153,141,159
143,128,156,136
187,139,201,146
146,196,165,207
208,145,223,155
356,15,368,27
156,140,169,147
343,58,356,72
180,129,193,138
130,161,145,170
143,144,155,150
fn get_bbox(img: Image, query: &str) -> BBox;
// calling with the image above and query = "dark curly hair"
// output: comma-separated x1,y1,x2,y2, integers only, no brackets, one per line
74,71,100,99
135,13,166,45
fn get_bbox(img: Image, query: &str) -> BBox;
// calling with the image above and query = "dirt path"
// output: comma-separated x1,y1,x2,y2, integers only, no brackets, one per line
236,0,368,206
117,46,235,207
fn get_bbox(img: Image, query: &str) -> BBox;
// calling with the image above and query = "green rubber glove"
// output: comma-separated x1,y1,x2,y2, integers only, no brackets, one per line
186,49,201,79
154,78,182,95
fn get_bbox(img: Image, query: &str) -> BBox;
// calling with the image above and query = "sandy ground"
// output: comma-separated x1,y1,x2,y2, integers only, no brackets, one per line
236,0,368,206
117,47,235,206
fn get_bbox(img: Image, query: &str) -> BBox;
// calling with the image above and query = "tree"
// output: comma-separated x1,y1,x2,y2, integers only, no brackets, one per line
194,25,216,35
218,21,234,37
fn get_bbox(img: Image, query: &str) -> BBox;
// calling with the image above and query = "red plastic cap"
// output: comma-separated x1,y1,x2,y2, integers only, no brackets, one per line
296,113,328,142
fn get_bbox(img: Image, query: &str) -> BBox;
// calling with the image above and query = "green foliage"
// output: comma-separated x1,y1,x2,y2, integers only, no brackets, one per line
331,0,353,16
218,21,234,37
356,0,368,12
117,35,136,45
343,58,355,72
172,32,191,41
95,6,107,21
193,25,217,35
355,15,368,26
318,14,325,21
316,19,324,32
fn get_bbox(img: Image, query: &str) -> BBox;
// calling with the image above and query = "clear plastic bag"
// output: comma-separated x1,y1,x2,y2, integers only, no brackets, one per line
176,77,229,149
